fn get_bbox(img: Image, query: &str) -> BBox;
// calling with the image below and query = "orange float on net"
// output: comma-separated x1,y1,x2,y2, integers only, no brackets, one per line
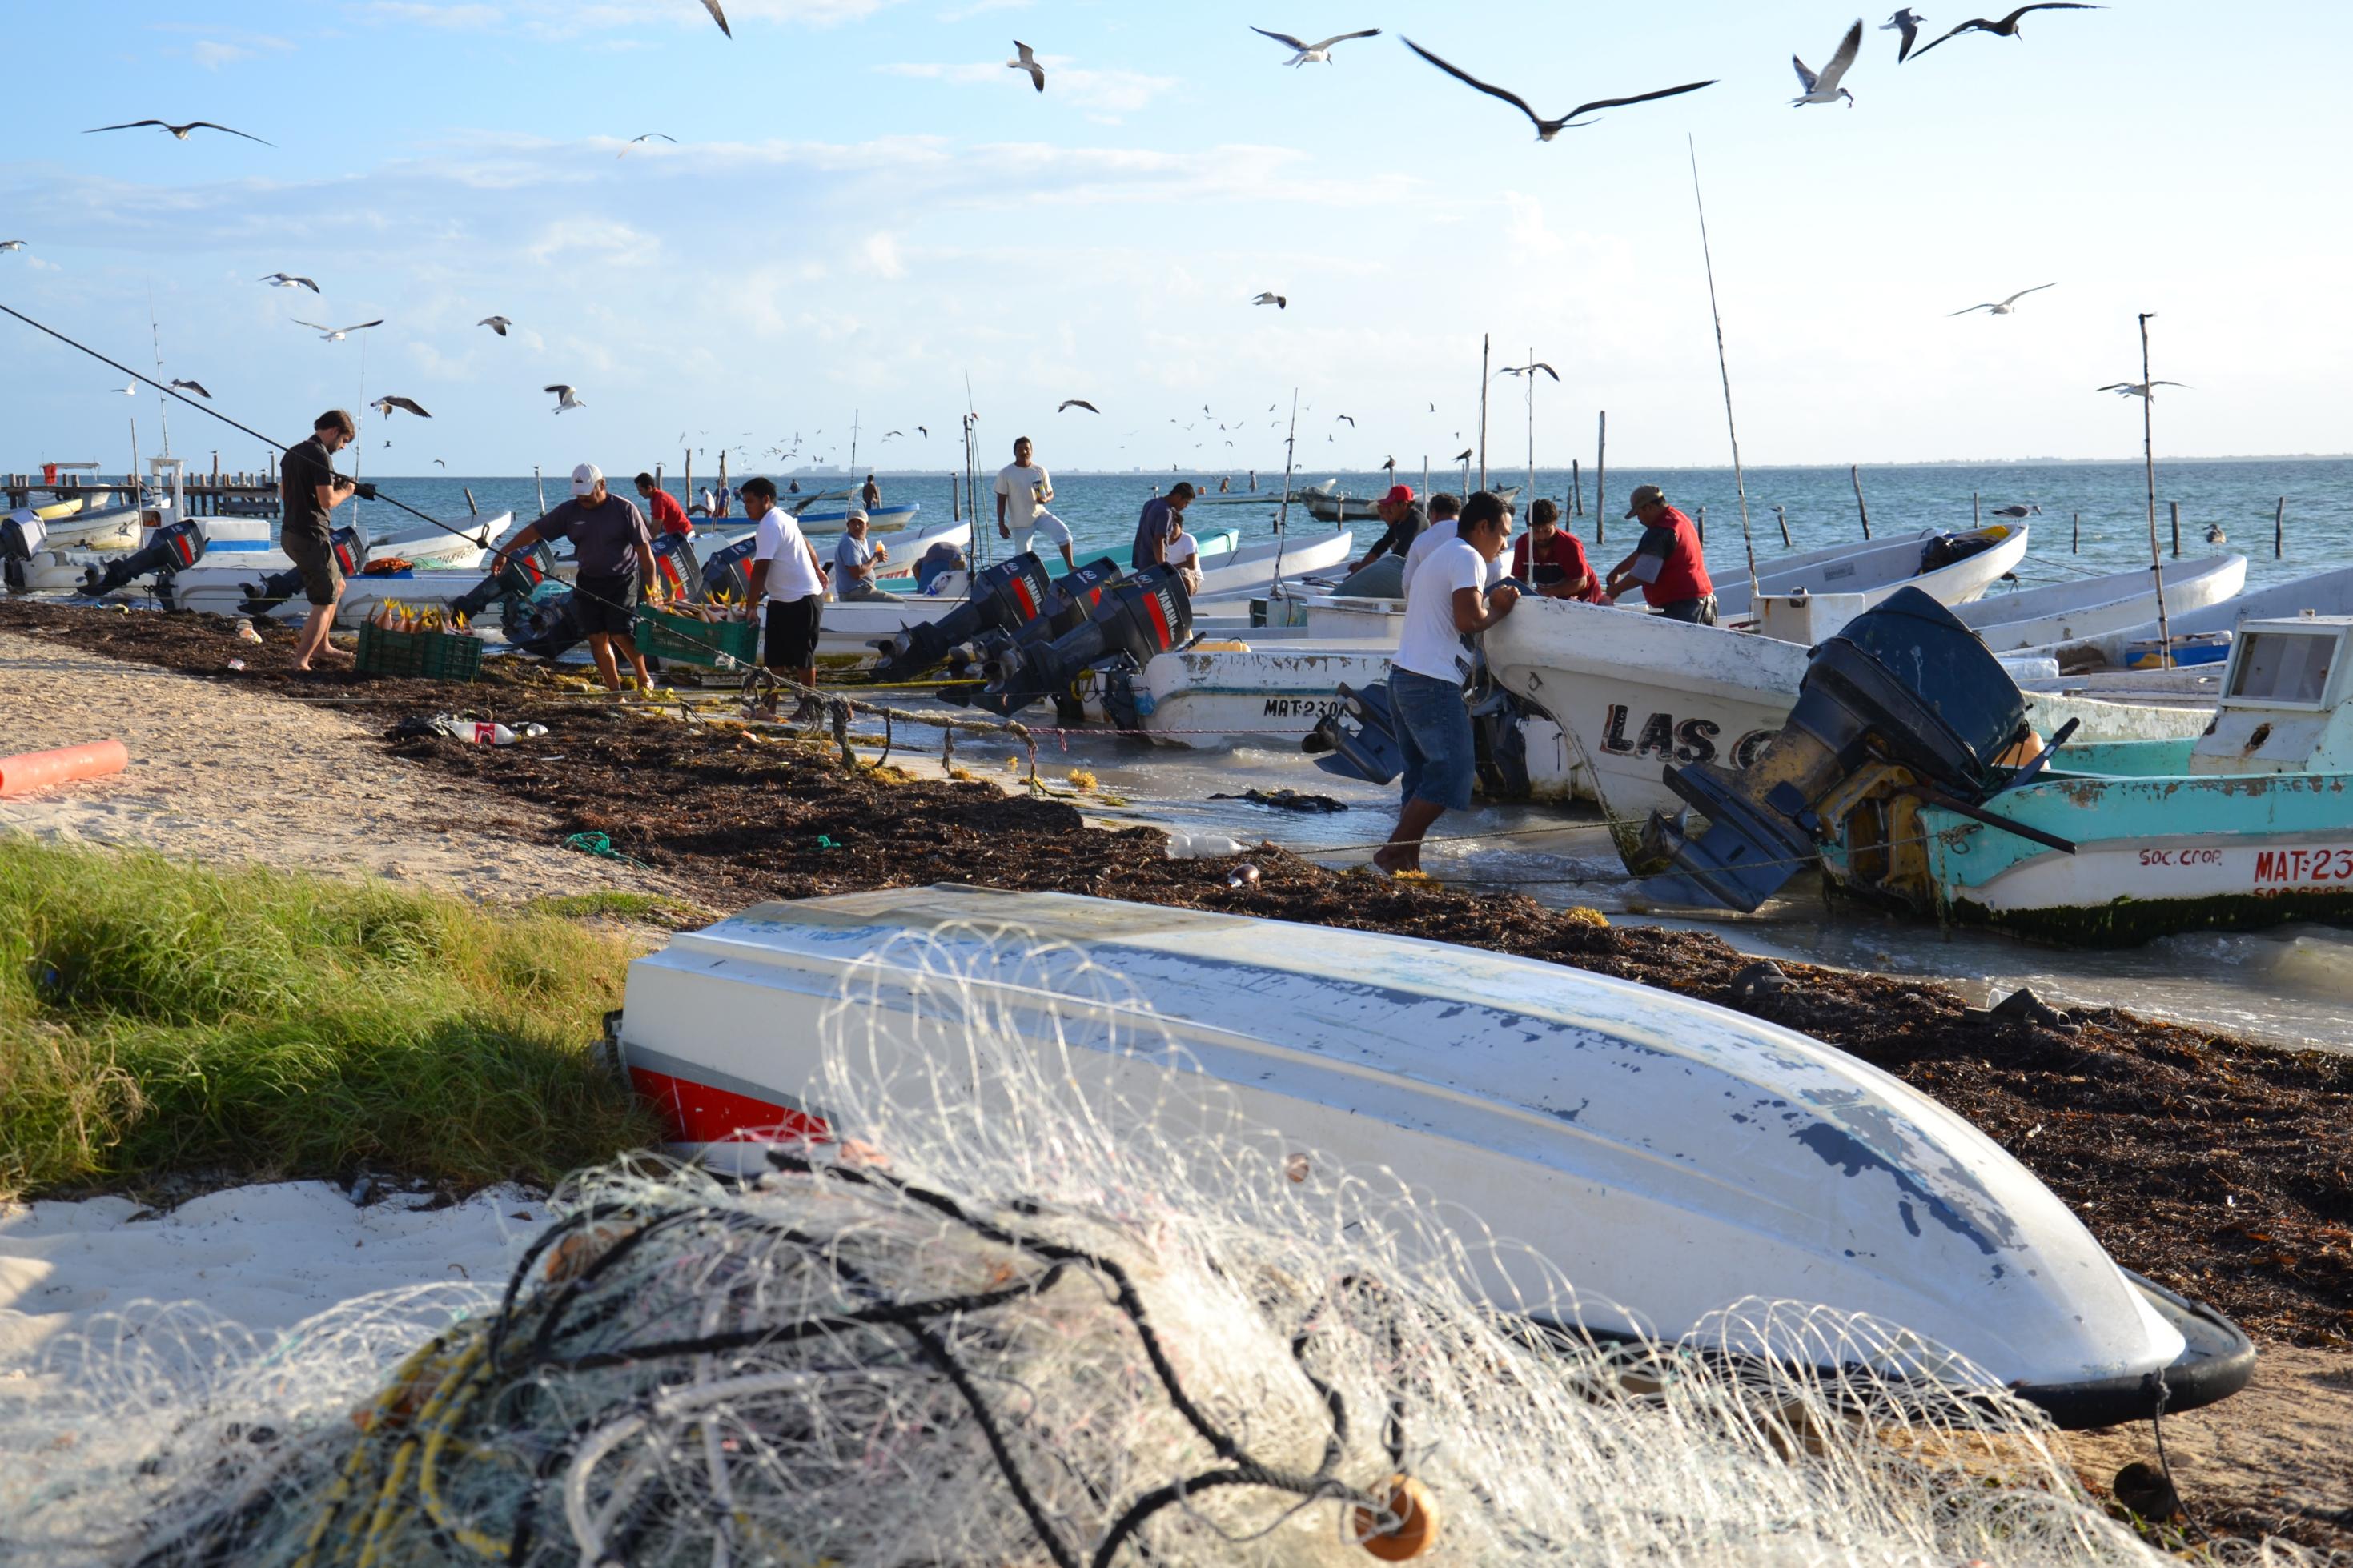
1352,1474,1440,1561
0,740,129,798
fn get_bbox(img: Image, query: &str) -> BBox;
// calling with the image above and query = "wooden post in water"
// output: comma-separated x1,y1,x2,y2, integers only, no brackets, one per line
2275,496,2286,559
1972,491,1981,529
1571,458,1584,516
682,451,692,518
1849,464,1872,539
2072,511,2080,553
1775,505,1791,547
1594,411,1607,545
2138,312,2174,669
950,472,960,522
2170,499,2181,557
1696,505,1706,544
1422,456,1430,501
717,451,729,516
533,465,547,515
463,487,479,515
1476,333,1490,491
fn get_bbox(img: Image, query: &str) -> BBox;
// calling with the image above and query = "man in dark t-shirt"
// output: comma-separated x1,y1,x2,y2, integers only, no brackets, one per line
493,463,661,691
279,408,368,671
1130,483,1195,571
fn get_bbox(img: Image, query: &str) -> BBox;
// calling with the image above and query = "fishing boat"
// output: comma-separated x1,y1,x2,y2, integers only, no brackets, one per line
1191,529,1355,602
1956,554,2247,652
2033,562,2353,672
1301,481,1520,524
610,884,2252,1427
167,518,505,624
30,495,84,523
36,500,147,552
787,494,922,535
1114,639,1398,748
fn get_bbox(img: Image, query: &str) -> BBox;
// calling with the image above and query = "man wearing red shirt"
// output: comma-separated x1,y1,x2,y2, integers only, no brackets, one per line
1605,483,1717,624
635,472,691,537
1512,499,1602,601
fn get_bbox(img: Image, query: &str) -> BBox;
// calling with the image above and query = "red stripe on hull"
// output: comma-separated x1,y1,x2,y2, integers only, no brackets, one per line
628,1065,831,1145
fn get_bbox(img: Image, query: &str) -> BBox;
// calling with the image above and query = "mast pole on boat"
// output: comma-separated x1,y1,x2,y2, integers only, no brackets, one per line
1476,332,1490,491
2138,312,2174,670
1595,411,1606,546
1524,343,1536,513
1268,388,1300,598
849,409,859,479
147,288,171,460
1686,136,1761,608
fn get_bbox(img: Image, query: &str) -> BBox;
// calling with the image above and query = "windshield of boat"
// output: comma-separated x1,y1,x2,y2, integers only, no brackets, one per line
2230,630,2339,705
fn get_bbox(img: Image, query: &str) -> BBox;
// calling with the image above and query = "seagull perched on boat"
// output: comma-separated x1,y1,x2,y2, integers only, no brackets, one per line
1792,21,1865,106
84,118,275,146
1987,503,2039,519
1249,26,1380,66
546,384,586,412
2097,380,2189,399
1951,283,2057,316
1057,399,1100,414
371,395,432,419
1403,38,1716,140
1911,2,2102,58
1252,291,1287,309
1007,41,1045,92
294,319,383,342
0,240,24,253
2206,522,2227,545
1882,10,1929,61
168,379,211,398
259,271,318,292
620,132,677,157
476,315,510,336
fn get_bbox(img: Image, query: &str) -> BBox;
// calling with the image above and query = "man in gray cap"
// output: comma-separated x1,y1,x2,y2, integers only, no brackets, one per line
1605,483,1716,624
831,507,892,600
492,462,662,690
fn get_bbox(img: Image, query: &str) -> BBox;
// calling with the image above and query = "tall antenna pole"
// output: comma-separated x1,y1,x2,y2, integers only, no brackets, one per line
352,332,367,535
1687,137,1761,608
849,407,860,477
146,288,172,459
1269,388,1302,598
1524,345,1536,508
1476,333,1491,490
2139,313,2173,669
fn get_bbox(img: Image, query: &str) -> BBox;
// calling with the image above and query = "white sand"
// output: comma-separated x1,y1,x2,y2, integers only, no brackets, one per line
0,627,680,901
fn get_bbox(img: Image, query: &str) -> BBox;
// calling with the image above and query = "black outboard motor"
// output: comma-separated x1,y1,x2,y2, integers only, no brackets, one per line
240,525,369,608
2,510,47,592
977,564,1191,716
1640,587,2030,912
508,587,586,661
447,540,558,622
869,552,1058,680
701,535,757,606
82,519,207,597
944,557,1123,688
649,530,703,604
1307,681,1405,784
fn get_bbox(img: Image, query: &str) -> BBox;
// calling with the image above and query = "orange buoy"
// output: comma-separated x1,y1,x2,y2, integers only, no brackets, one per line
1994,728,2046,769
0,740,129,798
1352,1475,1440,1561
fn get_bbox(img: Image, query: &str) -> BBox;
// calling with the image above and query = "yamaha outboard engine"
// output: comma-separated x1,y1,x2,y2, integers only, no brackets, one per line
943,557,1123,688
977,563,1191,717
240,526,369,608
82,518,207,597
2,509,47,593
1307,681,1405,784
701,535,757,607
1640,587,2030,912
447,539,558,622
869,552,1058,680
508,587,587,661
649,530,702,604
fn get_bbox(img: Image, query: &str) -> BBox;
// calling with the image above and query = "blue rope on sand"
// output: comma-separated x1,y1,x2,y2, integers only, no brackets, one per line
561,831,652,871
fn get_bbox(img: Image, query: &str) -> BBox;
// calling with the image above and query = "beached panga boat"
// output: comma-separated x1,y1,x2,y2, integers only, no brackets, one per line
167,517,507,624
609,884,2252,1427
30,495,84,523
1955,554,2245,652
1114,639,1397,748
2031,562,2353,672
34,499,147,552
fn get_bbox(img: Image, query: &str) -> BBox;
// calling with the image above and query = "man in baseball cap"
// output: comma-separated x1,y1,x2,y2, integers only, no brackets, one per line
1605,483,1717,624
491,461,663,689
1338,483,1427,597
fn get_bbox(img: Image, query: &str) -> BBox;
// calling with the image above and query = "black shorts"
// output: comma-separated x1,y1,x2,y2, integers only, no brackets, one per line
765,596,822,669
282,530,343,608
572,573,640,640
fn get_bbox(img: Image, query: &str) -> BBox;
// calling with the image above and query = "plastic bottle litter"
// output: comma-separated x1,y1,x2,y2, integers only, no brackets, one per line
518,722,549,738
1165,832,1245,860
236,622,264,644
432,716,516,745
224,658,246,671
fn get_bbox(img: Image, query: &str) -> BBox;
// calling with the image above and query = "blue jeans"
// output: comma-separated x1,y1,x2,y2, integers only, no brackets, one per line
1391,668,1474,812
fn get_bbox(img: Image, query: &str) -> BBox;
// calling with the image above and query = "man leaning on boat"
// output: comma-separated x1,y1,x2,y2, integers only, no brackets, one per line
1606,483,1716,624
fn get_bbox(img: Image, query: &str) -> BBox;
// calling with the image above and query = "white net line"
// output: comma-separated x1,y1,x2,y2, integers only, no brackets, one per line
0,928,2315,1566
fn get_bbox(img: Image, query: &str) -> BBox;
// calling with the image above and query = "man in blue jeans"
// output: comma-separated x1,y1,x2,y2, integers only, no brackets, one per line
1375,490,1519,876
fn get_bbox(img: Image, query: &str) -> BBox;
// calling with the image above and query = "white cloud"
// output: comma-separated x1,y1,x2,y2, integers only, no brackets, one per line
863,232,906,279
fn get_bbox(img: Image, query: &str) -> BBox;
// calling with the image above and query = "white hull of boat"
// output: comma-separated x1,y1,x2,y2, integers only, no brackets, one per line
167,516,506,625
612,885,2247,1421
1958,554,2246,652
37,503,146,552
2036,563,2353,670
1191,530,1354,601
789,500,921,535
1745,525,2030,641
1130,640,1395,748
367,524,504,570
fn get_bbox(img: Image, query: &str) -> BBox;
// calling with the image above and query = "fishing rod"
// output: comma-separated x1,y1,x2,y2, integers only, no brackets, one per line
1685,138,1762,611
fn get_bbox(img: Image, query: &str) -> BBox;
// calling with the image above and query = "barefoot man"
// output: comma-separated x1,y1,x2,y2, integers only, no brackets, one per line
278,408,371,671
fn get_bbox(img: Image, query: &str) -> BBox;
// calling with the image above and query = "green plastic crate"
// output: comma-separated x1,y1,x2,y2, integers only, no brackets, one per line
636,606,757,668
355,620,484,682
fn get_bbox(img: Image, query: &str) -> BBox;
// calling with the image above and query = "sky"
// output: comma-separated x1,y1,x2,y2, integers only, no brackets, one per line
3,0,2349,479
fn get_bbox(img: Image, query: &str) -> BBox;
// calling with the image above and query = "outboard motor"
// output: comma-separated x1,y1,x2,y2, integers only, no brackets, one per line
869,552,1058,680
241,525,370,608
701,535,757,607
82,518,207,597
943,557,1124,688
1307,680,1405,784
650,530,702,604
448,539,558,622
977,563,1191,717
2,509,47,592
508,587,587,662
1640,587,2031,912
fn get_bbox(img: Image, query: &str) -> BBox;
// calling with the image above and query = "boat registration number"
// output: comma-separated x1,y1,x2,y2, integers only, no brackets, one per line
1263,696,1343,719
2251,848,2353,886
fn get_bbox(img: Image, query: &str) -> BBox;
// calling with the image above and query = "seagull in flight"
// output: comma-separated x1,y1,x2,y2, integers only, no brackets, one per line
85,118,275,146
168,379,211,398
699,0,731,38
477,315,511,336
1252,291,1287,309
916,424,929,438
1007,41,1045,92
1498,361,1560,382
1058,399,1100,414
620,133,677,157
111,382,137,396
293,319,383,342
1950,283,2058,316
0,240,24,253
371,395,432,419
433,458,448,467
1249,26,1381,66
1793,21,1864,106
1334,413,1355,426
1451,447,1473,463
259,272,318,292
1403,39,1716,140
2097,380,2188,399
1912,3,2102,58
546,383,586,412
1881,10,1929,61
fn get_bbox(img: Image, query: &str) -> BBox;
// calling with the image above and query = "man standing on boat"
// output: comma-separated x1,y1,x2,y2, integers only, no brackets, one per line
1130,483,1195,572
1606,484,1716,624
279,407,368,672
861,473,882,511
635,472,690,538
1377,490,1518,876
832,508,890,601
994,436,1053,558
492,463,662,692
743,475,830,704
1337,484,1427,597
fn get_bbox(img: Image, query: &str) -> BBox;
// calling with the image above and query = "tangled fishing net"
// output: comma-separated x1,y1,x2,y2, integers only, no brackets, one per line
0,926,2309,1565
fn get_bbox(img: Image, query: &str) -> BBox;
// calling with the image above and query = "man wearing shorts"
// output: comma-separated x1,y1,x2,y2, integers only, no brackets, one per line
278,408,371,672
492,463,661,691
744,476,829,700
1376,490,1519,876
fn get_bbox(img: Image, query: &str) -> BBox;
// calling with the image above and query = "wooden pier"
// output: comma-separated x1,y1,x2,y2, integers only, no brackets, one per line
5,462,282,519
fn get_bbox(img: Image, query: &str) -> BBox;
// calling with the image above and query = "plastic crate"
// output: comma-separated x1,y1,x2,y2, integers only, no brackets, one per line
355,620,485,682
636,606,757,669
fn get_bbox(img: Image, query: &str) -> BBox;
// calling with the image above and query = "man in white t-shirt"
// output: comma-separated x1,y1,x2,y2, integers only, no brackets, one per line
1162,507,1203,596
994,435,1054,556
742,475,830,696
1401,492,1511,596
1377,490,1519,876
832,509,891,600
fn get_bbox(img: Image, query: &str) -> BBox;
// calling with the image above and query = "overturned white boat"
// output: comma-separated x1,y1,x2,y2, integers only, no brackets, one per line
612,885,2253,1428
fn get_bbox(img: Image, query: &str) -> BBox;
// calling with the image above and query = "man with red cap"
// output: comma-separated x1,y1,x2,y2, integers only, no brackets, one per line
1605,483,1717,624
1335,483,1427,597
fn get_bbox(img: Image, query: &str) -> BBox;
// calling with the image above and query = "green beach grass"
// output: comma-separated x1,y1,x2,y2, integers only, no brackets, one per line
0,841,662,1199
